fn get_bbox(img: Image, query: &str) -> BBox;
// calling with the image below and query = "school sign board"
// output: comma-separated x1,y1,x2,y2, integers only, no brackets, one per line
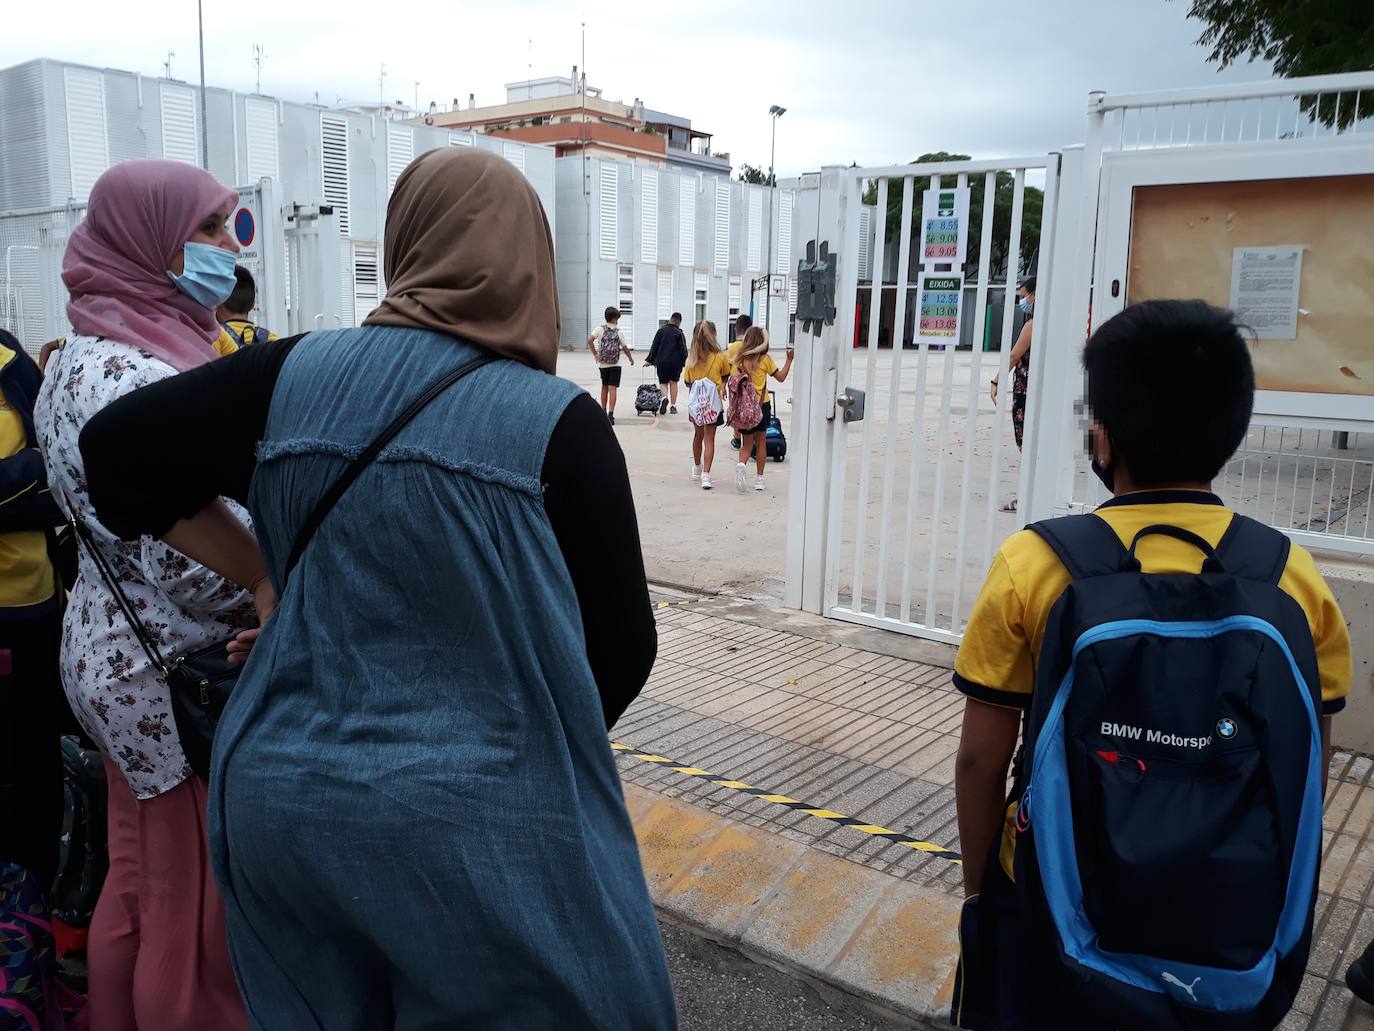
920,186,970,267
916,273,963,347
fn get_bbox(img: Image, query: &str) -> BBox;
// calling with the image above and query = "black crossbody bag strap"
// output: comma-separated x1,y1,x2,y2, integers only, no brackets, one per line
281,351,499,581
70,515,170,677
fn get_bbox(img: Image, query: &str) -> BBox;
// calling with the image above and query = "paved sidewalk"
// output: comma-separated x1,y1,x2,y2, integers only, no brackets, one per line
620,589,1374,1030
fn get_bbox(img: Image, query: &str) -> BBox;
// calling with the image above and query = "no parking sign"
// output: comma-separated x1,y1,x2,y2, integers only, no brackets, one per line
234,207,255,249
232,194,262,264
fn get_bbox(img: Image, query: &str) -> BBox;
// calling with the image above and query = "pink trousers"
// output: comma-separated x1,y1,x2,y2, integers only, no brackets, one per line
88,759,247,1031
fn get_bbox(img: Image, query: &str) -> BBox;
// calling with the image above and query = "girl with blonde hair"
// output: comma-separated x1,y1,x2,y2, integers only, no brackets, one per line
683,321,731,490
728,326,794,493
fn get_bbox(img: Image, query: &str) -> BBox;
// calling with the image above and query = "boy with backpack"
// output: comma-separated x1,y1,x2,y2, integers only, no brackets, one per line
214,266,278,356
587,306,635,424
951,300,1350,1031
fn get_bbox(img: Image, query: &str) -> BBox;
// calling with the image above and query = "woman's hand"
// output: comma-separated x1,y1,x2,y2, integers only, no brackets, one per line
226,628,260,666
990,378,999,405
226,575,276,665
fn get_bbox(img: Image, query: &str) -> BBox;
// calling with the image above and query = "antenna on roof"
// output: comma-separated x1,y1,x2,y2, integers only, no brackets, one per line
163,51,175,79
252,44,266,95
378,63,387,106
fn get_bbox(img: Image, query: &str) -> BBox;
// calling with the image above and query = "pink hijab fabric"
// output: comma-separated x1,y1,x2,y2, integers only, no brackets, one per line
63,160,238,372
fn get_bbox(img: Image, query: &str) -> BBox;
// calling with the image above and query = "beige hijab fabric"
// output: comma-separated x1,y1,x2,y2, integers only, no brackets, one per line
363,147,561,375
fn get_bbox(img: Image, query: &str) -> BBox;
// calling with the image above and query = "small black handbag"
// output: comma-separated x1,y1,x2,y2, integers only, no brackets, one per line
71,350,498,779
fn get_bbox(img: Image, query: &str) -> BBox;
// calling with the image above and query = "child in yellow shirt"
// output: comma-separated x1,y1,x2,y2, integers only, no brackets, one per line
683,321,731,490
728,327,793,493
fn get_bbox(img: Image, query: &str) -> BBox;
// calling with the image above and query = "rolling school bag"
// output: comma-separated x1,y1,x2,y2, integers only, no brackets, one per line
634,372,664,417
764,390,786,461
1005,513,1322,1030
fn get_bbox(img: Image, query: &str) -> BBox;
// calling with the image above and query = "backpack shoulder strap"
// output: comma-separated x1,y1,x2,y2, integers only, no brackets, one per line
1213,513,1291,585
1027,514,1133,581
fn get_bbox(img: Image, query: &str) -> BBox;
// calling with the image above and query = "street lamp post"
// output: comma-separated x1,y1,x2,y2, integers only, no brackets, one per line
197,0,209,170
763,105,786,336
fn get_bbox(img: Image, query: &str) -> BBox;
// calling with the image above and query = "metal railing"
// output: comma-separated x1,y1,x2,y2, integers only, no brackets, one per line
1099,73,1374,151
0,204,86,354
1068,422,1374,557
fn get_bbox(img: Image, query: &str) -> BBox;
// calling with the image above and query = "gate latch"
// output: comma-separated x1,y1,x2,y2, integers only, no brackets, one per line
837,387,866,423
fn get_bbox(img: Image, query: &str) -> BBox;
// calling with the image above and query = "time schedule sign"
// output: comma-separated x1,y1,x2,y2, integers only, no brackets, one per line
920,186,970,266
916,273,964,347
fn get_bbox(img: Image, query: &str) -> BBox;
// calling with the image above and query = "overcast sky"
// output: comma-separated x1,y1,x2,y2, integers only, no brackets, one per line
5,0,1275,175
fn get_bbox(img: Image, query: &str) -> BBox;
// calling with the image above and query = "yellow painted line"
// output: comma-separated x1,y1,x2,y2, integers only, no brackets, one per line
612,742,961,863
654,595,717,611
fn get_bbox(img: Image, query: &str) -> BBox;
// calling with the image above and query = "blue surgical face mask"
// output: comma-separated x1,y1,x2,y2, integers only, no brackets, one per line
167,242,238,309
1018,297,1034,316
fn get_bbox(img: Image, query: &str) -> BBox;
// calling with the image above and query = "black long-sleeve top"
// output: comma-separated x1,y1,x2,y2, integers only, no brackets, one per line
78,335,656,728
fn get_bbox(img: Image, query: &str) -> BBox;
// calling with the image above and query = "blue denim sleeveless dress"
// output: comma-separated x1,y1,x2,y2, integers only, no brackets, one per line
206,327,675,1030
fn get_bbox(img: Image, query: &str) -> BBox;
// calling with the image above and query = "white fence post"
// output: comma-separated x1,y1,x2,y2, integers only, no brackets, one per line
784,166,859,614
252,178,288,331
1021,150,1080,523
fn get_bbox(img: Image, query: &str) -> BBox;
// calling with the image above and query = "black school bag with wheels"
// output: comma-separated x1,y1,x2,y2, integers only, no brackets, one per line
1010,513,1323,1030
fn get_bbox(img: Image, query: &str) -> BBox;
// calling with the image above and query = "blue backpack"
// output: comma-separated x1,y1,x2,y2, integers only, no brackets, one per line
1011,513,1321,1029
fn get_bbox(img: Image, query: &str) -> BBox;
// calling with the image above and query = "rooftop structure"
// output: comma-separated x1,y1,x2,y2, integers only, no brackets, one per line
417,70,730,175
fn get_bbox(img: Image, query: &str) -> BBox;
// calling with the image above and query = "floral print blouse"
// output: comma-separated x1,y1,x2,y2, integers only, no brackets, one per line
35,334,256,799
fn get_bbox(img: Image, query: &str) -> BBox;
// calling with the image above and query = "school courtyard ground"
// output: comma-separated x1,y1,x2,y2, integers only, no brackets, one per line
557,349,1374,1029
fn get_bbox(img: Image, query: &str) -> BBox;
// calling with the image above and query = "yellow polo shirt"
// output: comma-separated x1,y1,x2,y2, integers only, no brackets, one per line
684,352,731,394
213,330,238,357
955,493,1351,714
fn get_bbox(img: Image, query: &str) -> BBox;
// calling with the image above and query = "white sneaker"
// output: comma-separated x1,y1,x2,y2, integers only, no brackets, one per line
692,464,702,483
701,473,713,491
735,463,748,493
754,475,766,492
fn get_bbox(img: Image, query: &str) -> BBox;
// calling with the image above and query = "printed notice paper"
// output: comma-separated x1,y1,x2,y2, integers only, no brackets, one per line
920,186,970,267
1230,246,1303,341
916,273,963,347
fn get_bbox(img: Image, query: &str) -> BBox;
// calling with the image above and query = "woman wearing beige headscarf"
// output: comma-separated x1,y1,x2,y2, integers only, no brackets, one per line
73,148,676,1028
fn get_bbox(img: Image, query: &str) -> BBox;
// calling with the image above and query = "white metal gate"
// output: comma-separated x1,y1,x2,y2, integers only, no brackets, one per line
787,72,1374,648
1073,75,1374,558
787,156,1061,646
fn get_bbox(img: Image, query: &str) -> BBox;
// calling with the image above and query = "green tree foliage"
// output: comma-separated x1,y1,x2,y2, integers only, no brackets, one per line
1179,1,1374,126
861,153,1044,282
737,163,776,186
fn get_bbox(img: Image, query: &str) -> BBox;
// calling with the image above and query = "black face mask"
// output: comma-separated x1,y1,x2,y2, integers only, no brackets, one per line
1087,432,1116,492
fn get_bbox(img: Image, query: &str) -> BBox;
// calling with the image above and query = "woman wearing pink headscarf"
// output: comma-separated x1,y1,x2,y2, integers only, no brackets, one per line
35,160,270,1030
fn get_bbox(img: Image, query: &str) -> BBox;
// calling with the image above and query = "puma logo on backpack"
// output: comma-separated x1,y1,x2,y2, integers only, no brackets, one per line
726,371,762,431
597,326,622,365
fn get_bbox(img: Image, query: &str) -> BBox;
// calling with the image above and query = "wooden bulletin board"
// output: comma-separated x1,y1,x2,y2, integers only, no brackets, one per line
1126,174,1374,397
